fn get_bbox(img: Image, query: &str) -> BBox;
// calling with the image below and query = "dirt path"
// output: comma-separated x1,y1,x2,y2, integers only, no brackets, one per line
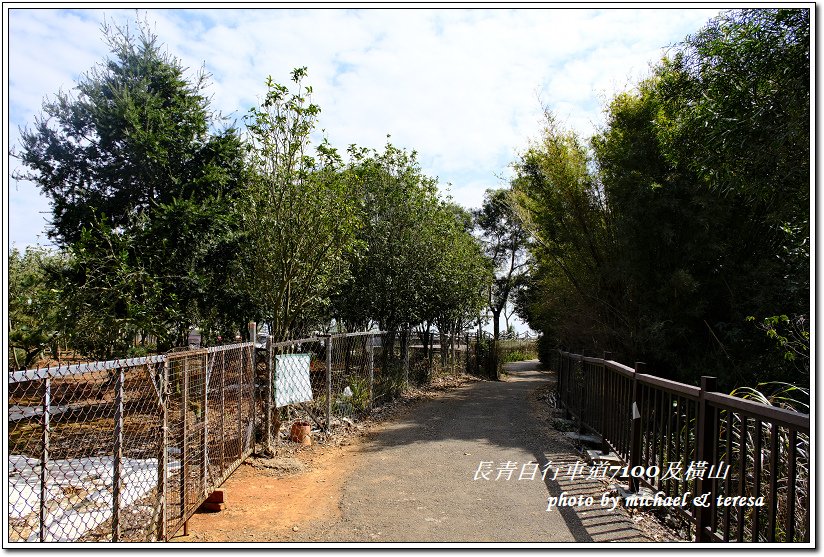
174,361,676,543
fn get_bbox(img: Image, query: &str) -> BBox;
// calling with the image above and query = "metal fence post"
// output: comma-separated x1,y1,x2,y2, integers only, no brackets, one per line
219,350,225,471
326,335,333,432
367,334,374,409
248,322,257,452
629,402,642,492
464,333,470,373
575,354,585,430
112,366,124,542
237,347,243,461
265,336,273,452
695,375,718,542
601,352,613,450
402,328,410,387
181,357,189,536
157,360,168,541
202,352,209,496
39,377,51,542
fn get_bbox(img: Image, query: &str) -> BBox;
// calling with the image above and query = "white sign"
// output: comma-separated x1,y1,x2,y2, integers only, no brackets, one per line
275,354,313,407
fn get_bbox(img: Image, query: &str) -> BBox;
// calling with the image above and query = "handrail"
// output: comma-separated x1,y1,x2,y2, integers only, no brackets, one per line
704,391,810,432
637,373,701,399
552,348,810,543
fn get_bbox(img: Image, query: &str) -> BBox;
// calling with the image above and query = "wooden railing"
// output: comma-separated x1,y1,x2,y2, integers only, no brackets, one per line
552,350,810,543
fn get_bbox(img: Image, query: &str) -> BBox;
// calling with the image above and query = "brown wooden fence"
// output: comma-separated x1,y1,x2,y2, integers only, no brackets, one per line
552,350,810,543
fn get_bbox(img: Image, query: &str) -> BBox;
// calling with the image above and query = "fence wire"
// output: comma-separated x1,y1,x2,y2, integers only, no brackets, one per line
9,358,164,542
9,330,486,543
7,344,256,543
163,344,255,540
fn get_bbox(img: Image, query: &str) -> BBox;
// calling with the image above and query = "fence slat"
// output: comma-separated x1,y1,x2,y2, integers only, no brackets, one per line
786,429,797,542
722,409,733,541
767,424,779,541
753,419,762,541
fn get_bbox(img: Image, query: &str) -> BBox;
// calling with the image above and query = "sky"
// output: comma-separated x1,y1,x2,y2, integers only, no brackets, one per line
5,6,722,251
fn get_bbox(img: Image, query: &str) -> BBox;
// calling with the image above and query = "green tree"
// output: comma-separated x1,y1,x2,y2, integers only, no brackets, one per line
435,208,492,368
473,188,531,343
518,9,809,388
15,18,247,355
510,112,615,352
331,142,493,379
241,68,361,341
8,247,64,369
334,142,442,335
592,8,809,386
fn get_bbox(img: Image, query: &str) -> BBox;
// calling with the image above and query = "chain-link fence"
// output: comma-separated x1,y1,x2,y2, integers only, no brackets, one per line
259,332,402,449
8,343,256,543
163,344,256,540
8,329,483,543
9,356,165,542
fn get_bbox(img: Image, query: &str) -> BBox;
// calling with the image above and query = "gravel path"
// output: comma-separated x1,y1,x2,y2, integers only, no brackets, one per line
292,360,651,543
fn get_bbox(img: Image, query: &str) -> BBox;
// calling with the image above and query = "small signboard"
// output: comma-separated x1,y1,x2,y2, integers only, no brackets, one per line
274,354,313,407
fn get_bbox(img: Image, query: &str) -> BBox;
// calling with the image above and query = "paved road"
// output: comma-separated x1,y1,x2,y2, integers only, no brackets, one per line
295,360,648,543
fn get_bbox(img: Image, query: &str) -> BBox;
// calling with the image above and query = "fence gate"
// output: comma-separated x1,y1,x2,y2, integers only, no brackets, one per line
162,343,256,539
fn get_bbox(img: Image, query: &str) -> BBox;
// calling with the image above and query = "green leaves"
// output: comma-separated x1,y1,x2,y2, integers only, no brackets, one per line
331,143,490,336
243,70,361,340
15,15,249,356
514,9,809,389
8,247,66,369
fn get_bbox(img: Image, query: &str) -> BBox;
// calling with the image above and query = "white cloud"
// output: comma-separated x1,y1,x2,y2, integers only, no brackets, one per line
6,7,721,248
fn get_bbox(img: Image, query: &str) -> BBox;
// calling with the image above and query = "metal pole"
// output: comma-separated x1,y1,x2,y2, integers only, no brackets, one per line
202,352,208,495
181,358,189,532
265,336,273,452
629,402,641,492
695,375,718,542
367,334,374,409
237,347,243,459
602,351,613,446
157,361,168,541
326,336,332,432
464,333,469,373
247,323,256,453
219,350,225,476
402,328,409,387
39,377,50,542
112,366,124,542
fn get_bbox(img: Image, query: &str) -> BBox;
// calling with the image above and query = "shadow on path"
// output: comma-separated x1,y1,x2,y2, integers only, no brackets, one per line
306,359,648,543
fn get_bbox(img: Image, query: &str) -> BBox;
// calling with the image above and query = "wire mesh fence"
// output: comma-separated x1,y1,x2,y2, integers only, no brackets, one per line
7,343,256,543
9,356,165,542
8,329,486,543
259,332,405,449
163,344,256,540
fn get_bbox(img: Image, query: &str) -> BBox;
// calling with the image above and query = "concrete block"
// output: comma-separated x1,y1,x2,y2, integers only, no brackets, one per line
585,449,622,466
563,431,603,446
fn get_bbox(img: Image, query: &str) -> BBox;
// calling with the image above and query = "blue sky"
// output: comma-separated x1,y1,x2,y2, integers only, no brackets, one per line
6,7,721,249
